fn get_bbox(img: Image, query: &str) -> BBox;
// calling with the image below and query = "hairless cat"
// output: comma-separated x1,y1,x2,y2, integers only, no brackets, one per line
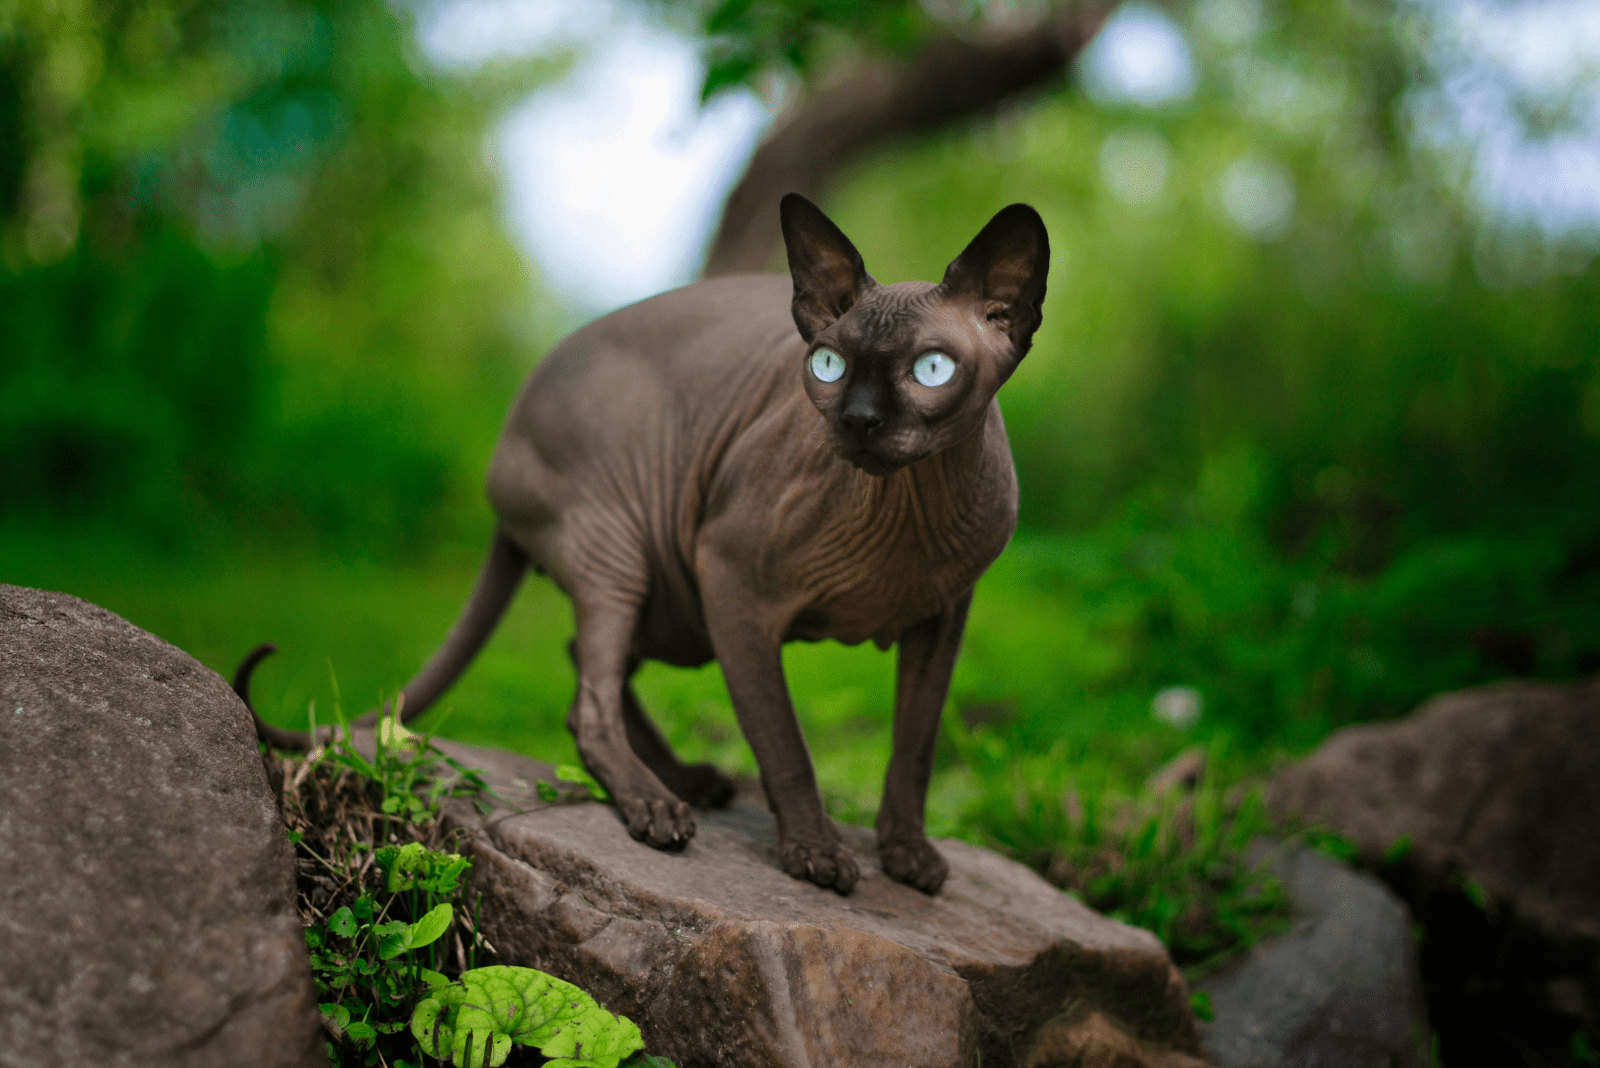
238,194,1049,895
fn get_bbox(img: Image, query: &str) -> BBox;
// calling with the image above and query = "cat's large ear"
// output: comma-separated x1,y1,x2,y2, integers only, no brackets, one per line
941,204,1050,357
780,193,875,343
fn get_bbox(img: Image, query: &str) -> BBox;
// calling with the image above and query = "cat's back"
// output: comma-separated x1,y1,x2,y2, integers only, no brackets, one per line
532,274,799,401
489,273,805,534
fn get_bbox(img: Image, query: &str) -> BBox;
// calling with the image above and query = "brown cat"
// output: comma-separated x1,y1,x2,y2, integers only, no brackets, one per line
241,194,1048,895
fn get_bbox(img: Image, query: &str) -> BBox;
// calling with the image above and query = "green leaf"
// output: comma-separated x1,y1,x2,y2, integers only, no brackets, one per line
417,968,453,991
1189,989,1215,1022
328,907,358,939
535,780,560,803
428,854,472,894
378,842,429,892
410,965,644,1068
320,1002,352,1037
375,920,411,960
408,902,454,951
345,1020,378,1043
556,765,611,803
412,996,449,1059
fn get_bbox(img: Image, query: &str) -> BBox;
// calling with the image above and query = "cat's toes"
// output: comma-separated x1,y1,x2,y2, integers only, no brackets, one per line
779,838,860,894
879,836,948,895
619,796,695,851
671,762,737,809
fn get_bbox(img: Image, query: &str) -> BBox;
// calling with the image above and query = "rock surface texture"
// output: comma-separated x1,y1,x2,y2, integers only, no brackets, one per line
434,739,1206,1068
1196,842,1430,1068
1271,677,1600,1062
0,585,324,1068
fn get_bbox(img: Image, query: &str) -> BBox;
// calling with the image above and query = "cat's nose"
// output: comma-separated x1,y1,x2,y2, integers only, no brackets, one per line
841,391,883,435
840,405,883,435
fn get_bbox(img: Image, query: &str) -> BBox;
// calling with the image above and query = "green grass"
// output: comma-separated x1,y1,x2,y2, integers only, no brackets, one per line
0,517,1297,819
0,519,1328,974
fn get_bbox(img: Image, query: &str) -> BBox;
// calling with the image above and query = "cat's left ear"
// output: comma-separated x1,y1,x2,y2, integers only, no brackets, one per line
780,193,876,344
941,204,1050,357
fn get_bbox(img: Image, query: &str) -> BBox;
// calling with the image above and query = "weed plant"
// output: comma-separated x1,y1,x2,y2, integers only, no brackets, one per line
274,697,670,1066
944,720,1290,978
274,699,496,1065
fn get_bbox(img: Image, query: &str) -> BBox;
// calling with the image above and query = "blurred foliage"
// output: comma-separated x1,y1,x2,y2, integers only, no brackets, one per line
817,0,1600,741
4,0,1599,769
0,0,557,554
689,0,942,100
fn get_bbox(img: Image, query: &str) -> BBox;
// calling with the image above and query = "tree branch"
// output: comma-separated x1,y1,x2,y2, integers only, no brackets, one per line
702,3,1117,276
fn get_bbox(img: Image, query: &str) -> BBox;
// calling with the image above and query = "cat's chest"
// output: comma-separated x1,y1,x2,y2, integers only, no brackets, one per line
777,473,1014,648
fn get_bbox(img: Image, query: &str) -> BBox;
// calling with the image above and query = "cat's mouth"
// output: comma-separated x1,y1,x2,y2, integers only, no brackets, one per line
848,450,899,477
842,444,929,476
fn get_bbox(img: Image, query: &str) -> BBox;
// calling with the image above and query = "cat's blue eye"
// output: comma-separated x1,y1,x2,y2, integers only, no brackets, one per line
810,348,846,383
913,352,955,387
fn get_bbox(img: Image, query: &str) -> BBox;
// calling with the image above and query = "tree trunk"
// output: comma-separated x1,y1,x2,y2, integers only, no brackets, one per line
702,3,1117,276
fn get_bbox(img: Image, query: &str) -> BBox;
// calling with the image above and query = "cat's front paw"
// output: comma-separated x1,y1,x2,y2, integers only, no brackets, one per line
618,795,696,851
779,837,860,894
879,836,948,895
663,761,738,809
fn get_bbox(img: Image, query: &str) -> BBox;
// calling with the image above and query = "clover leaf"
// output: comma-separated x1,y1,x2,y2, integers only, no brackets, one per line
412,965,643,1068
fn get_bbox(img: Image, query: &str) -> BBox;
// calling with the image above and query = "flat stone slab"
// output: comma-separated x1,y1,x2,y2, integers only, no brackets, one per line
433,738,1205,1068
0,585,323,1068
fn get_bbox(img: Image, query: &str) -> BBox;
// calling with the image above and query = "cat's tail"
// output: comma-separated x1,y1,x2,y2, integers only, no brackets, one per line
233,528,531,751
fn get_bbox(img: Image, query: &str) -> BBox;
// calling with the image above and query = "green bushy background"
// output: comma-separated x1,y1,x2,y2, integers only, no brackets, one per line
5,0,1597,826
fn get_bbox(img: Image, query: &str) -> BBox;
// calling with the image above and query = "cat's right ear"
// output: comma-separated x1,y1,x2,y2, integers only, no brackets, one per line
780,193,875,343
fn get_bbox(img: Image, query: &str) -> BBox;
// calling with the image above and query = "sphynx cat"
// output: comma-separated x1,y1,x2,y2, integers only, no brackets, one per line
240,194,1048,895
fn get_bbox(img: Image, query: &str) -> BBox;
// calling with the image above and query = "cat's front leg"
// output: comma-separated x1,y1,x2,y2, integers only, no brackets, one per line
697,550,860,893
877,594,973,895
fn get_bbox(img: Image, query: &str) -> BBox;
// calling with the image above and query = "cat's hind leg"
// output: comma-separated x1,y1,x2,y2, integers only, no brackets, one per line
621,681,739,809
565,594,696,849
566,639,738,809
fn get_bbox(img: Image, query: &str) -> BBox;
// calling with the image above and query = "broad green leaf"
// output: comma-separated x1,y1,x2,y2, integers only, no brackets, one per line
412,996,450,1057
328,907,358,938
407,902,453,951
409,965,643,1068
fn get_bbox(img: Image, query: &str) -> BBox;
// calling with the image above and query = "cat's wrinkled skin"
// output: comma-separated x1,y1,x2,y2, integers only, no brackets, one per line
240,195,1048,895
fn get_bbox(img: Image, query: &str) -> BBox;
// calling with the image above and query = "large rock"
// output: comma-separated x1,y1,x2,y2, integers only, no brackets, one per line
1271,677,1600,1062
0,585,324,1068
433,738,1206,1068
1196,843,1430,1068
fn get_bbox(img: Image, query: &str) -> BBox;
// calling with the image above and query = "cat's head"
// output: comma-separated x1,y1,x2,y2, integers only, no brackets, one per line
779,193,1049,477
